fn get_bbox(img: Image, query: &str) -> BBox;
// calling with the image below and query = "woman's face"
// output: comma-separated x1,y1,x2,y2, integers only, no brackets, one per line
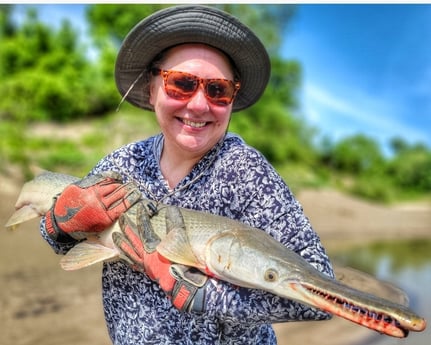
149,44,236,158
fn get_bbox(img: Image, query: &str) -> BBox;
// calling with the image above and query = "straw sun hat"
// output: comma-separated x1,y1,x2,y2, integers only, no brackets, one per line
115,5,271,112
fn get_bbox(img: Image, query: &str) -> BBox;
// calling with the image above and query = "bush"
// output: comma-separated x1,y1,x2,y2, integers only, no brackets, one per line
388,149,431,192
0,6,118,122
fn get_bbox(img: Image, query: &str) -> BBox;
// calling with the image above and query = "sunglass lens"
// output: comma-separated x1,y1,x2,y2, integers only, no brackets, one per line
161,70,238,105
166,73,197,99
206,81,233,105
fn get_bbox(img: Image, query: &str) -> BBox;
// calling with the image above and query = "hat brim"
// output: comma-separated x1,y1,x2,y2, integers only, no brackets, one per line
115,5,271,112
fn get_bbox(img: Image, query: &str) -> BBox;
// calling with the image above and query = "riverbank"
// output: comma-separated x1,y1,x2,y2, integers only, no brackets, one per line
1,175,430,345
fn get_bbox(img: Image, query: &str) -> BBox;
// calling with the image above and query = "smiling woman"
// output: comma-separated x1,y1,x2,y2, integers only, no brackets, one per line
149,44,239,179
37,5,336,345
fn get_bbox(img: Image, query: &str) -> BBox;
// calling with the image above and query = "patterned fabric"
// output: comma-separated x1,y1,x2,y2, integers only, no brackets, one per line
41,133,334,344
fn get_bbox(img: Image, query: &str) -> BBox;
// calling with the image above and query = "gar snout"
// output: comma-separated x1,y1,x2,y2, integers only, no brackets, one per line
288,272,427,338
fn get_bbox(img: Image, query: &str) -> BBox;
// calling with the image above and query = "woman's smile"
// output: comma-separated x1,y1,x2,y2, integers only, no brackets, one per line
178,117,208,129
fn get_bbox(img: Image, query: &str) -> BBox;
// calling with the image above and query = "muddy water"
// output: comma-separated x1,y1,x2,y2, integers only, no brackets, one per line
333,240,431,345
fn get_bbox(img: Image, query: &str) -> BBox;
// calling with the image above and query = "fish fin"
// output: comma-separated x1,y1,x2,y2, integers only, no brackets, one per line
157,228,200,268
5,205,40,230
165,206,184,233
60,241,118,271
157,208,202,269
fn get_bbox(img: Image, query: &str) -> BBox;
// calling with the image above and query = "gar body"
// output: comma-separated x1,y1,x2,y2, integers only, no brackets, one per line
5,171,427,338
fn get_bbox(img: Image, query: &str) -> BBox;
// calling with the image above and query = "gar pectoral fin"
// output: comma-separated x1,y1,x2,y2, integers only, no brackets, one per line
5,205,41,230
156,206,201,268
60,240,118,270
157,228,199,267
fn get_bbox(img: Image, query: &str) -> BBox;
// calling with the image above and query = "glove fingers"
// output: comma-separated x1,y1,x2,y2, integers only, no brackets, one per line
118,213,147,257
137,203,161,253
170,264,208,287
103,183,141,212
100,171,123,181
74,174,120,188
123,186,142,208
112,231,143,268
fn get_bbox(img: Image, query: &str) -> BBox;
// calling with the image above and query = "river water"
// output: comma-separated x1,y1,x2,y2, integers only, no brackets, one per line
332,239,431,345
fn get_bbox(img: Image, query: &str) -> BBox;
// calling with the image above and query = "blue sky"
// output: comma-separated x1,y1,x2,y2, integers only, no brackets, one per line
281,4,431,154
13,4,431,154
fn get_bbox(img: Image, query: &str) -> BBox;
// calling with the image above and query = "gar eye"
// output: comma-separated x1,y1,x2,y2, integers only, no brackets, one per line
264,269,278,282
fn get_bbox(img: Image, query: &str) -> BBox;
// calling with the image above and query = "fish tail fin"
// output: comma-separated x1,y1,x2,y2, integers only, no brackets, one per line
60,241,118,271
5,206,41,230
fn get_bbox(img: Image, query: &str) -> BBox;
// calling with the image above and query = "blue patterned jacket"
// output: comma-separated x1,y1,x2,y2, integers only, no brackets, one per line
41,133,334,344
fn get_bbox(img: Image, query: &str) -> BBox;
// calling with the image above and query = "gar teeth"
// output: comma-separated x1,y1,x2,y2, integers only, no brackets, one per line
183,119,207,128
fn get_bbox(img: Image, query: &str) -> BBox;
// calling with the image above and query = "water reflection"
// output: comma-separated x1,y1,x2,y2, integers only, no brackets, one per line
331,239,431,345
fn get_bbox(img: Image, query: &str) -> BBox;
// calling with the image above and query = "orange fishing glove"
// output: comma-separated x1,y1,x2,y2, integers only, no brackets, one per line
45,172,141,243
113,203,208,312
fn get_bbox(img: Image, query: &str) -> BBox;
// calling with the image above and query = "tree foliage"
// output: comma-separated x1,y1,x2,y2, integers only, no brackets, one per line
319,134,431,200
1,4,430,199
87,4,166,46
0,6,117,122
230,56,317,165
326,134,385,174
387,138,431,191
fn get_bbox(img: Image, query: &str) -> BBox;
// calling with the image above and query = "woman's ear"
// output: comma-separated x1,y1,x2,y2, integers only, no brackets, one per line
149,81,155,106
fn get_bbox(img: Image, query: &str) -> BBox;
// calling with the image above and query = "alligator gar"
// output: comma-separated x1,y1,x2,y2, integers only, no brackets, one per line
5,171,426,338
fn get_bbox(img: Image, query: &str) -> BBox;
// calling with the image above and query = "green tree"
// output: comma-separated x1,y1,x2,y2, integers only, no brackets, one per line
388,138,431,192
0,5,118,122
0,4,16,39
230,56,317,165
327,134,385,174
87,4,166,46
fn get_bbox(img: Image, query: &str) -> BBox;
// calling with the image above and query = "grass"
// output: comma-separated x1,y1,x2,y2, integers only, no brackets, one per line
0,105,159,180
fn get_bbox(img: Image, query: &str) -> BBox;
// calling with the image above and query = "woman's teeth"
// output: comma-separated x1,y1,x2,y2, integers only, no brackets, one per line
182,119,207,128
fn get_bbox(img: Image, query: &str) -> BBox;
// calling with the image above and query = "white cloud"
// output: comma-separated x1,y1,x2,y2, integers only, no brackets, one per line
302,82,430,148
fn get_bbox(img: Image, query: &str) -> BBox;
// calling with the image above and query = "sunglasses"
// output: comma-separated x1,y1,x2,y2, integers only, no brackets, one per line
152,68,240,106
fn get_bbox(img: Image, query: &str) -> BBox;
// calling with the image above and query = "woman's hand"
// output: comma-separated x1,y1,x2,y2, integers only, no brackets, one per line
113,203,208,312
45,173,141,242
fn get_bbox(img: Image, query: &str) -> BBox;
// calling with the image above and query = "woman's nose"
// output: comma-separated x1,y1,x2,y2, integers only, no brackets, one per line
187,87,210,113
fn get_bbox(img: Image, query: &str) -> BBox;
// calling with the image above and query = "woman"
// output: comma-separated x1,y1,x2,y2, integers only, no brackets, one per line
41,5,334,344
